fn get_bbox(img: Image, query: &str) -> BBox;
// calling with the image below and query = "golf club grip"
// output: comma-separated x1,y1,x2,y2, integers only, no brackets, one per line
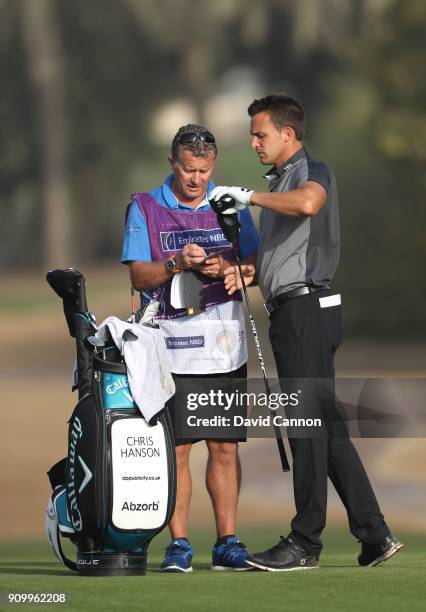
77,278,87,312
235,253,290,473
261,368,290,471
274,427,290,471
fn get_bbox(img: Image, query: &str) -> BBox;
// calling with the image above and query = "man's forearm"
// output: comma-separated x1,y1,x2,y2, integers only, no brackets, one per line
130,260,172,291
250,182,326,217
130,254,256,290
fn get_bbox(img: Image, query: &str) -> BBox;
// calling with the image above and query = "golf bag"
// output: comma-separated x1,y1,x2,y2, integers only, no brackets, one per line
45,269,176,576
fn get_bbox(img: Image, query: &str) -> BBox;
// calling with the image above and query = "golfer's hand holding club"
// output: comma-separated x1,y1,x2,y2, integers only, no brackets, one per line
209,185,256,289
223,264,256,295
210,185,254,214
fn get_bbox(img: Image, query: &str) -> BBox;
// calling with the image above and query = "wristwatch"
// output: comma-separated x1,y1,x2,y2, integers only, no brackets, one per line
165,256,181,274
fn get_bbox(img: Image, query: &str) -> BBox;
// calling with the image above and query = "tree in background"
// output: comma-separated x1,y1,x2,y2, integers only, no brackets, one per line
1,0,351,269
366,0,426,336
309,0,426,337
369,0,426,165
1,0,425,340
20,0,72,268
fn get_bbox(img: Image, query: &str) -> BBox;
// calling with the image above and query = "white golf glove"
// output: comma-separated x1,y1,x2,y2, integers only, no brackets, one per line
210,185,254,214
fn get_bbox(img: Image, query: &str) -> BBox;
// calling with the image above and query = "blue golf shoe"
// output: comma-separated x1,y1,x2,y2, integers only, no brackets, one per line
160,538,193,573
211,536,252,571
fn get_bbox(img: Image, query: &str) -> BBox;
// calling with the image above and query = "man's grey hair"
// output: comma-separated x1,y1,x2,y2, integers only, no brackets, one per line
171,124,217,162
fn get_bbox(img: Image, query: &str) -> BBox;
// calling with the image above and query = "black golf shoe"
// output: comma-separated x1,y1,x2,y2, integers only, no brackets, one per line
245,536,319,572
358,534,403,567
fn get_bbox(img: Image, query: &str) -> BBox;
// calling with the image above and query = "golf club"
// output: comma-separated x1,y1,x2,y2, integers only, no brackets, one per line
210,196,290,472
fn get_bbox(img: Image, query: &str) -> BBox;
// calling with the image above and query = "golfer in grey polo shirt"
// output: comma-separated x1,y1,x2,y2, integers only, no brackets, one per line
211,93,402,572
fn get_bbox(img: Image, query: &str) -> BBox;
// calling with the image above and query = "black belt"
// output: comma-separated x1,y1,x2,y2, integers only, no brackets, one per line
264,285,330,315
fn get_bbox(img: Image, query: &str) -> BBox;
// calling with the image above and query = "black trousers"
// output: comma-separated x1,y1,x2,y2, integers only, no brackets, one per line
269,289,390,553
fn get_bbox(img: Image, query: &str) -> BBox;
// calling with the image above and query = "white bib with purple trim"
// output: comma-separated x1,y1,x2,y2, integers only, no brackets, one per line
157,301,247,374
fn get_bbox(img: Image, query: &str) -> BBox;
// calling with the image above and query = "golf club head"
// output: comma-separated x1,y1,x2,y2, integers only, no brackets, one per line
209,194,236,214
209,195,241,243
46,268,88,336
217,211,241,244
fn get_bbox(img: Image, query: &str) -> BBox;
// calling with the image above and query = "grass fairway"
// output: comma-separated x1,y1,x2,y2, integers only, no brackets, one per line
1,528,425,612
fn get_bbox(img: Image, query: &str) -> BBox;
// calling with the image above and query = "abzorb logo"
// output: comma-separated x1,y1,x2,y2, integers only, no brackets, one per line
121,501,160,512
160,228,228,252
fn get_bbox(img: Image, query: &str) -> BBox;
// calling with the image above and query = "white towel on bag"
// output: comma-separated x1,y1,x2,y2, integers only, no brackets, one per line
95,316,175,422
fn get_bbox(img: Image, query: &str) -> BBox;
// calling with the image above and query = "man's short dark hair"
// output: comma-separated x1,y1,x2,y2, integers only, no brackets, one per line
171,124,217,161
248,94,305,140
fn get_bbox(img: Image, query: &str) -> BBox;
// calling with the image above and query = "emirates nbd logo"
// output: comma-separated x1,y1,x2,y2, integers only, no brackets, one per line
160,228,228,252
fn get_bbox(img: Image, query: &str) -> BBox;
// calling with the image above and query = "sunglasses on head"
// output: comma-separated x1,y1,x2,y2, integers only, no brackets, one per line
176,131,216,145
